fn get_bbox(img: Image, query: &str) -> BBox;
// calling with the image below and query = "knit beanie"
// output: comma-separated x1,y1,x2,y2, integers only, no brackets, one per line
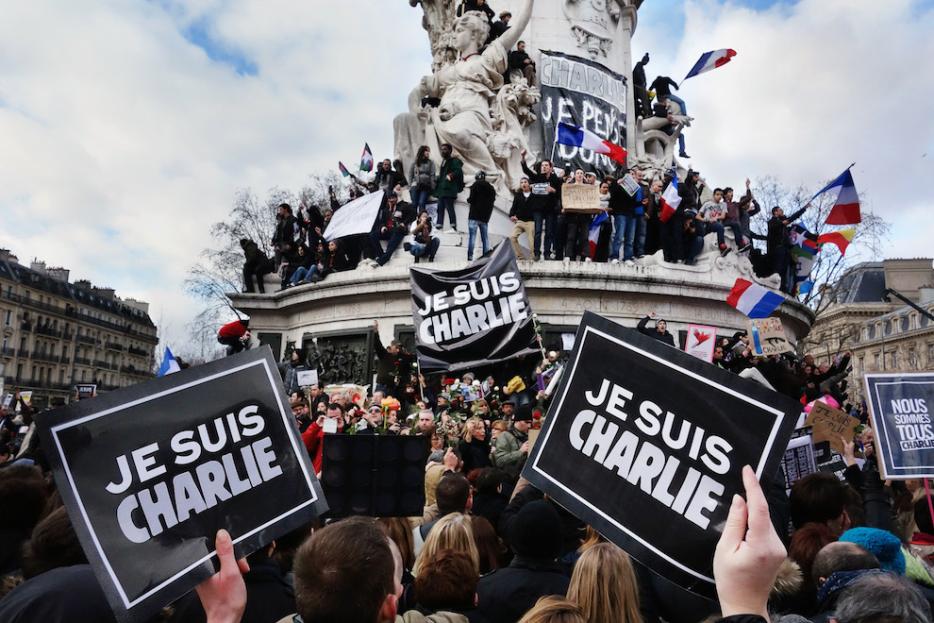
509,500,562,560
839,527,906,575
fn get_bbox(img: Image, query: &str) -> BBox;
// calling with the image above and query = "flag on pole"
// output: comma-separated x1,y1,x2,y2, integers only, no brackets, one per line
818,227,857,255
684,48,737,80
726,278,785,319
360,143,374,172
556,122,627,165
157,346,181,377
659,173,681,223
338,161,351,177
814,168,861,225
588,211,609,258
789,224,818,296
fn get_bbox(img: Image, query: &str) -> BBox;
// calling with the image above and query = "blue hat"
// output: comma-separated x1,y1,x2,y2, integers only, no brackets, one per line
839,527,905,575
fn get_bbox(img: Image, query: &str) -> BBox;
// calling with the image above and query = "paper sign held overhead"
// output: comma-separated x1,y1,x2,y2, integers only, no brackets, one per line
805,401,860,455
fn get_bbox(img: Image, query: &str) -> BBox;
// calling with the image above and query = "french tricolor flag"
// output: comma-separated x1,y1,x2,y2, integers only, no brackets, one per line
814,168,861,225
557,122,627,165
588,211,608,258
684,48,737,80
659,173,681,223
726,278,785,319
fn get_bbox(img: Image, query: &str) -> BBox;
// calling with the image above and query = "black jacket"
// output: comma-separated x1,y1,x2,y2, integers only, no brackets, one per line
509,191,537,222
458,437,492,474
521,162,562,212
508,50,531,72
457,0,495,22
637,316,676,347
766,206,807,254
0,565,117,623
468,180,497,223
650,75,679,98
490,19,510,40
476,557,570,623
608,181,640,216
272,214,298,248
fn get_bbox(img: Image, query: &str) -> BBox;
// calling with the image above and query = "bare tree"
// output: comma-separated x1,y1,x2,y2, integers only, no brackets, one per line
748,175,890,316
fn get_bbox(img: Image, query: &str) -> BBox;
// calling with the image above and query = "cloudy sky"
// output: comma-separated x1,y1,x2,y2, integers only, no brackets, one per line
1,0,932,352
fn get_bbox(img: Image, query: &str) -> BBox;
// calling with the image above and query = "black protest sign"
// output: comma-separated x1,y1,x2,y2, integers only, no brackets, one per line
35,346,327,623
410,242,537,373
865,372,934,479
538,50,627,178
523,312,799,596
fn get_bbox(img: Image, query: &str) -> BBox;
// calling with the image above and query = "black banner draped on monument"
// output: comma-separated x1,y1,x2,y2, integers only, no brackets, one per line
410,243,537,373
539,50,628,178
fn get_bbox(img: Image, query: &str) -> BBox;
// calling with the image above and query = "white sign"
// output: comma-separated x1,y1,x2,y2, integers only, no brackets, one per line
323,190,385,241
620,174,640,196
297,369,319,388
684,324,717,362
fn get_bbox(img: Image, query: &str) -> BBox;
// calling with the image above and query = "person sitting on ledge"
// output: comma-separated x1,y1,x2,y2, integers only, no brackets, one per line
364,192,417,268
405,211,441,263
637,312,675,347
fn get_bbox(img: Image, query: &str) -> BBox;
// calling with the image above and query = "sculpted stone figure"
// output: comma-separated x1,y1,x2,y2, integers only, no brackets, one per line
563,0,626,59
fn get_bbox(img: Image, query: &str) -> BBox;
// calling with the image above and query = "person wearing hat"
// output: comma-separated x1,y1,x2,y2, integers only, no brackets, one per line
492,404,532,481
476,500,570,623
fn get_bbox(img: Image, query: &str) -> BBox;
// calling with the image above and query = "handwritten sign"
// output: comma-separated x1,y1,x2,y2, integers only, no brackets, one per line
805,401,860,455
297,369,319,388
561,183,602,214
749,318,793,356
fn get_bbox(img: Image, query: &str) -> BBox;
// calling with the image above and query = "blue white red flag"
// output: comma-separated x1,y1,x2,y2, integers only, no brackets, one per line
726,278,784,319
557,122,627,165
157,346,181,377
659,173,681,223
684,49,737,80
813,168,861,225
588,211,609,258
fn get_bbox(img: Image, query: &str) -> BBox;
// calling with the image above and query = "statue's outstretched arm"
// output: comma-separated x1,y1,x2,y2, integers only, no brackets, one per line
498,0,533,52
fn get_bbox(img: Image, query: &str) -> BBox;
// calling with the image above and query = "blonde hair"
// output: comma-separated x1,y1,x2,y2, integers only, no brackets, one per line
462,416,485,442
518,596,586,623
567,543,642,623
491,419,508,432
413,512,479,577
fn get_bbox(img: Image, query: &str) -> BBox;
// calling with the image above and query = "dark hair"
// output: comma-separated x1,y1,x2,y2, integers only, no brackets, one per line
416,145,431,164
0,466,47,533
413,549,478,611
475,468,505,495
278,202,293,214
723,186,734,195
471,515,503,574
811,542,880,587
914,497,934,534
21,506,87,579
436,473,471,515
772,205,782,214
293,517,395,623
327,402,344,413
714,187,723,194
517,39,526,46
441,143,453,151
790,473,848,529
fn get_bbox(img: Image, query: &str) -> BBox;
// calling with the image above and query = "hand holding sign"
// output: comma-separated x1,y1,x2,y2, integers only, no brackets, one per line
714,466,786,620
196,530,248,623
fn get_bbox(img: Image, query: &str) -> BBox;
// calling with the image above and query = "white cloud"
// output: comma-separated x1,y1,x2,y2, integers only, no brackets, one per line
633,0,934,261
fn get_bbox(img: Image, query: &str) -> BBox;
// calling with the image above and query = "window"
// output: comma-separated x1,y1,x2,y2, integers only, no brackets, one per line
3,309,10,326
901,316,910,332
867,324,876,339
873,352,881,369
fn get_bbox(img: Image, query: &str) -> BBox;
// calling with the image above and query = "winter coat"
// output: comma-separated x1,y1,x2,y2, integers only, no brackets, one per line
467,180,496,223
411,159,437,191
458,437,492,474
476,557,570,623
636,316,676,347
509,192,536,222
170,559,295,623
492,428,528,480
0,564,116,623
521,162,562,213
436,157,465,198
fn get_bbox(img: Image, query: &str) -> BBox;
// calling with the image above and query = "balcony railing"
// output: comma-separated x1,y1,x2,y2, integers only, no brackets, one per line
94,360,109,368
0,347,15,357
77,335,97,345
74,357,91,365
36,326,63,338
106,342,124,351
17,349,30,358
128,346,150,357
32,351,61,364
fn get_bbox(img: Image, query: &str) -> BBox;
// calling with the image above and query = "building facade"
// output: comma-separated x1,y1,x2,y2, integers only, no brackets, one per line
0,250,159,409
807,259,934,404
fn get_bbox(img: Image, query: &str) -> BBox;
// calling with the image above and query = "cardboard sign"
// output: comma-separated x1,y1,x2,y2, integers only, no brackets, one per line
35,347,327,623
782,435,817,491
865,372,934,479
523,312,799,596
620,174,640,196
561,183,602,214
297,369,319,388
749,318,794,356
805,401,860,455
410,242,537,373
683,324,717,362
76,383,98,400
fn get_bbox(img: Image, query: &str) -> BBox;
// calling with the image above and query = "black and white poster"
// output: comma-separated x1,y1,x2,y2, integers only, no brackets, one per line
410,242,537,373
35,347,327,623
865,372,934,479
523,312,799,596
538,50,627,178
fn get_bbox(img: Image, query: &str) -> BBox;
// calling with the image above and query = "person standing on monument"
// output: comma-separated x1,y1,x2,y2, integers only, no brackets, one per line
457,0,495,23
436,143,464,233
491,11,512,41
633,53,651,118
409,145,437,217
509,177,537,261
521,153,562,260
466,170,496,261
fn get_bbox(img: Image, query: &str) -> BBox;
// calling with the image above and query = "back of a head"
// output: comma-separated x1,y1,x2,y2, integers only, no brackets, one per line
0,465,47,532
413,549,478,612
789,522,838,581
518,596,586,623
567,542,641,623
510,500,563,561
914,497,934,534
21,506,86,579
436,473,470,515
833,573,931,623
414,512,478,577
811,542,879,588
789,473,847,529
475,468,505,495
293,517,394,623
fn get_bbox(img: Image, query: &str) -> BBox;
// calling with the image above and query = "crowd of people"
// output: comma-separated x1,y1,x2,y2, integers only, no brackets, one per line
2,300,933,623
